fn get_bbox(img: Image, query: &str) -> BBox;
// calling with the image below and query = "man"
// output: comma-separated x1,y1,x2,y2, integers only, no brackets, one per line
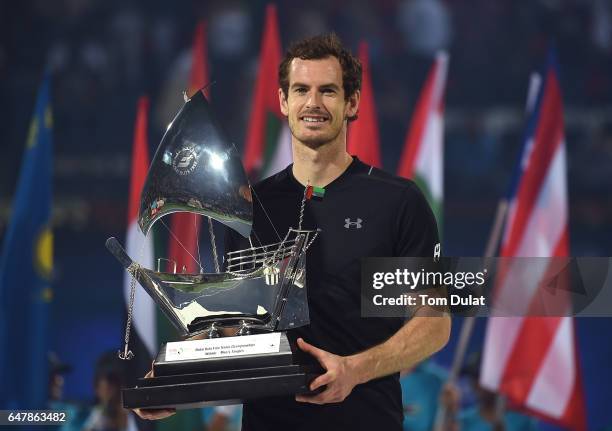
227,32,451,431
136,33,450,430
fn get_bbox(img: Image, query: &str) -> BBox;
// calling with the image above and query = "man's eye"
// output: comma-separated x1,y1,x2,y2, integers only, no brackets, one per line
295,88,307,94
322,89,336,94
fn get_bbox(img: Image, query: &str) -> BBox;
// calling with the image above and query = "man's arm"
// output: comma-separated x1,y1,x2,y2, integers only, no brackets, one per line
296,306,450,404
350,309,450,384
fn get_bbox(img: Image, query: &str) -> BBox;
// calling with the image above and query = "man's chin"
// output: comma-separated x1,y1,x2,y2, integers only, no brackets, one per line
299,138,329,149
292,130,337,149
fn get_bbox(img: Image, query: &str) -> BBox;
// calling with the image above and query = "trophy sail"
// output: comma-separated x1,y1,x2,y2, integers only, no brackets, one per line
138,89,252,238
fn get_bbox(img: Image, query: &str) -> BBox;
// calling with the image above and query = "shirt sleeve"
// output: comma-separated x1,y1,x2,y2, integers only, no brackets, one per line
393,182,440,258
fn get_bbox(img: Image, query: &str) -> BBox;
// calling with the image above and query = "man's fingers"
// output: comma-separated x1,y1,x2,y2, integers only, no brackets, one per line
134,408,176,420
296,388,341,405
296,392,327,405
297,337,318,354
309,371,334,391
145,361,155,378
297,338,327,364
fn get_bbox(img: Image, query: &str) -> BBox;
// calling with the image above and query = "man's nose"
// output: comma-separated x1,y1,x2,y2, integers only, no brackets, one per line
305,90,322,109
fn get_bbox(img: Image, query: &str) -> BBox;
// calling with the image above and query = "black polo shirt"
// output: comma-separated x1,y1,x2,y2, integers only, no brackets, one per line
225,157,439,431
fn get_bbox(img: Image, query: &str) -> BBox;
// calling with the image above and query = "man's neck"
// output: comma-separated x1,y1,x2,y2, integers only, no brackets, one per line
291,138,353,188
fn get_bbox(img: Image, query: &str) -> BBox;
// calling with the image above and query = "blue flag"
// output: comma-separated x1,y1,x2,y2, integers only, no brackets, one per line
0,73,53,409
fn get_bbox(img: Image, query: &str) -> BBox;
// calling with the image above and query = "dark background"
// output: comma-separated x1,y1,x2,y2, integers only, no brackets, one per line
1,0,611,429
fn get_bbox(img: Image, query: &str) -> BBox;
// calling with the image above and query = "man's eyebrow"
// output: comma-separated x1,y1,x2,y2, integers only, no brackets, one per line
319,83,341,90
290,82,341,90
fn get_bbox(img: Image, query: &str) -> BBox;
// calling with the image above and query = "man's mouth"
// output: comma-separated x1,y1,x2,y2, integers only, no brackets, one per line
300,115,329,123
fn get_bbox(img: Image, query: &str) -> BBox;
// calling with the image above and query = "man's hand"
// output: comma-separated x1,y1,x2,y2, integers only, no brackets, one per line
294,338,359,405
132,368,176,420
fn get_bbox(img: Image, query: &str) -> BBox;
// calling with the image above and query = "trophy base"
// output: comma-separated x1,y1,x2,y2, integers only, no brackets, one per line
122,332,323,409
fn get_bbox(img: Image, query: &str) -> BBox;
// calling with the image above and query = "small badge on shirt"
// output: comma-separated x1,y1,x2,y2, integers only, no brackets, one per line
306,185,325,200
344,218,363,229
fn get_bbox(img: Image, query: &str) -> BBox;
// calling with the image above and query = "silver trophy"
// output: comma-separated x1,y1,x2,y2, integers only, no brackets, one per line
106,89,321,409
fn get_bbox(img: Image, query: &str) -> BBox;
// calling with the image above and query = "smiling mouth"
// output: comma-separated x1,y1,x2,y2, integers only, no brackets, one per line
300,115,329,123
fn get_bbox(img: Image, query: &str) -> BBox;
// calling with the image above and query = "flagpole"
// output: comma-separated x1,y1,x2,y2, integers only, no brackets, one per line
433,199,508,431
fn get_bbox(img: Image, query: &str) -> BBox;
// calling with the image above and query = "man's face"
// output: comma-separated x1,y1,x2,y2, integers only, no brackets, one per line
279,57,359,149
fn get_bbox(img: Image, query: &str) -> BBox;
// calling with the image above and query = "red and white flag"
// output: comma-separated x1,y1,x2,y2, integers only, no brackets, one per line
397,52,448,227
480,53,587,430
188,20,210,99
124,96,156,356
243,4,291,180
167,20,210,273
347,41,381,167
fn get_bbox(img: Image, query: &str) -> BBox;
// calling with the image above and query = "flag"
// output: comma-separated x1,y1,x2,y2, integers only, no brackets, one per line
480,51,587,430
305,185,325,200
243,4,292,179
347,41,381,167
188,20,209,98
397,51,448,228
167,20,210,274
123,97,156,358
121,98,158,431
0,73,53,408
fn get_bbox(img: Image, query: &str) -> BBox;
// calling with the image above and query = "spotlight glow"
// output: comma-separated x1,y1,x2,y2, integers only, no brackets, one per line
209,152,225,170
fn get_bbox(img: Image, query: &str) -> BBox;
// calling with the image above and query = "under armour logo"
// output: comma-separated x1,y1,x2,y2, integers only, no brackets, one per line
344,218,363,229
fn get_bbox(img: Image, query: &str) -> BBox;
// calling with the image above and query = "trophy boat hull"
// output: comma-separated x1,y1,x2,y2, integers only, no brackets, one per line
107,230,323,409
106,228,315,337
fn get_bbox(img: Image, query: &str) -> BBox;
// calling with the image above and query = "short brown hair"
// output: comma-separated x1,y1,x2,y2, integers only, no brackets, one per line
278,33,362,103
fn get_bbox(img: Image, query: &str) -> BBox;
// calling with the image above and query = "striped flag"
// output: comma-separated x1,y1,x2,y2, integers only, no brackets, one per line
480,52,587,430
347,41,381,167
167,20,209,273
397,52,448,227
123,97,156,358
243,4,291,180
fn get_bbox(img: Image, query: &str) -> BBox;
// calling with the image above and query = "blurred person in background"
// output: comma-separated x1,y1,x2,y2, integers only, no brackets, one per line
83,352,137,431
400,359,447,431
48,352,72,408
202,405,242,431
440,352,537,431
397,0,452,57
47,352,88,431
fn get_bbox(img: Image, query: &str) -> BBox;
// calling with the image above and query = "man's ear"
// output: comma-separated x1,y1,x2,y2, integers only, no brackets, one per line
346,90,360,120
278,88,288,116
